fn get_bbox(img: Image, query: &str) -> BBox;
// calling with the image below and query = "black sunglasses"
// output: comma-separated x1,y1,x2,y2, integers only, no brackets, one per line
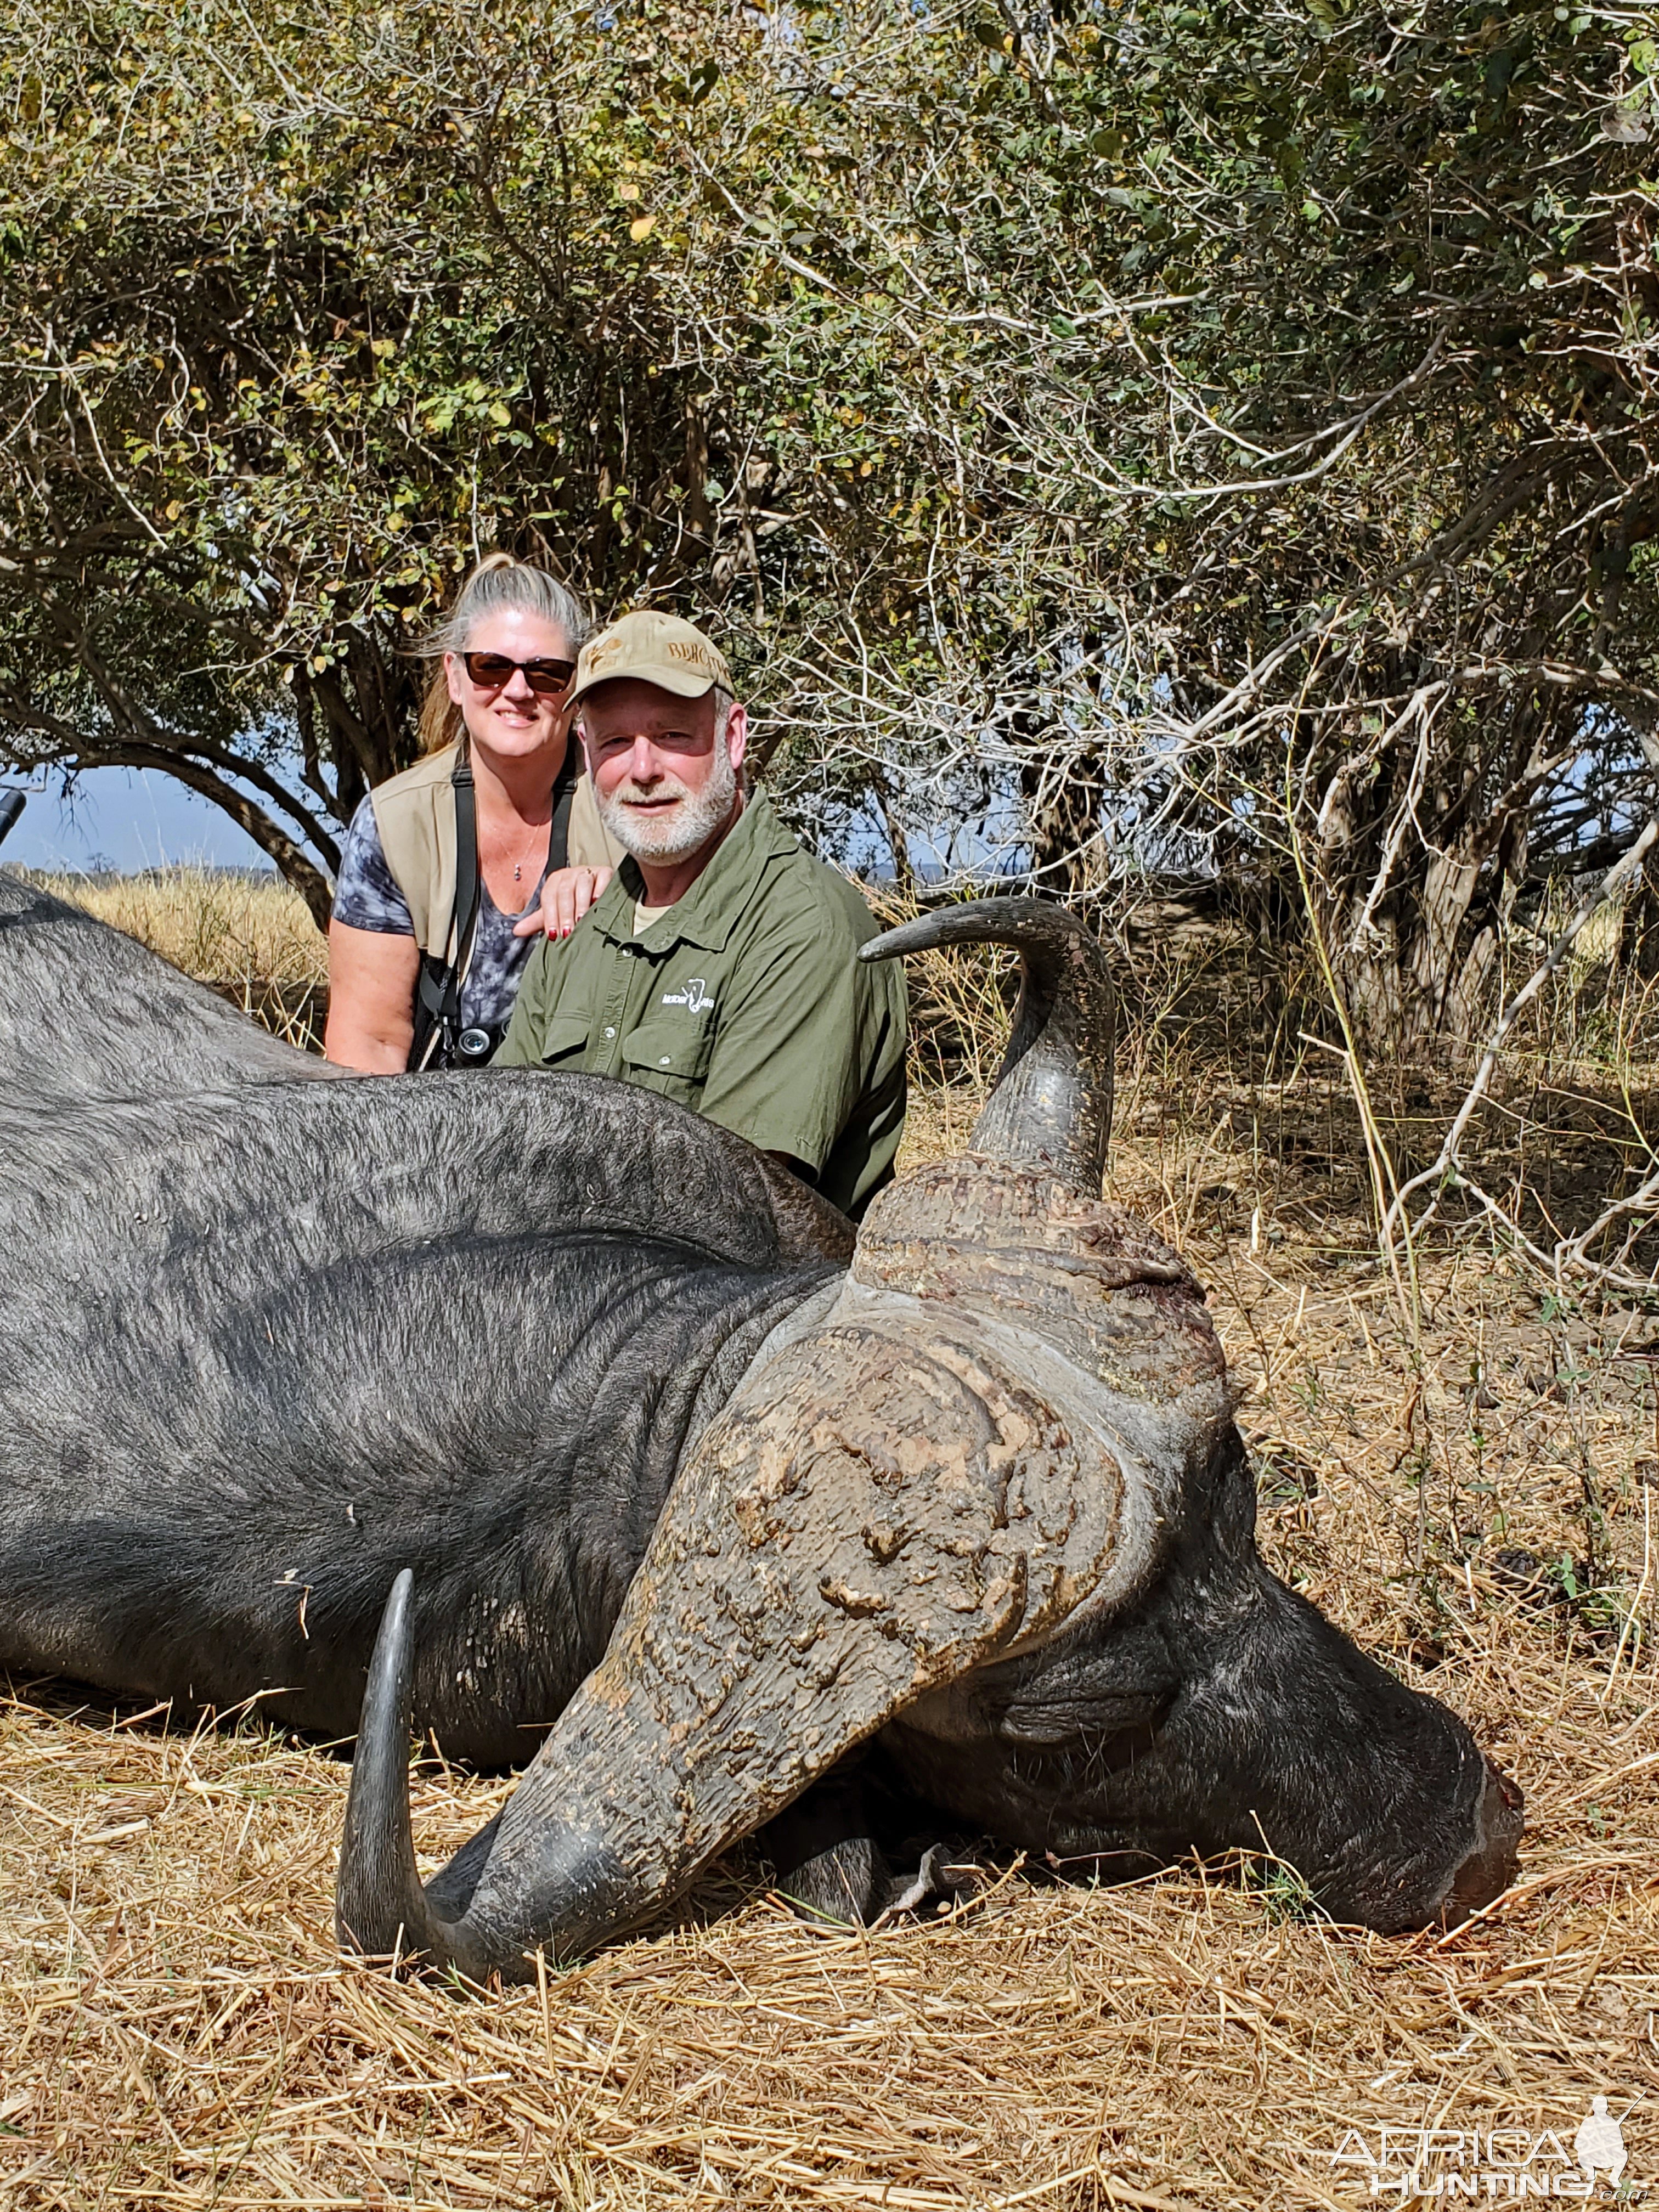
461,651,575,698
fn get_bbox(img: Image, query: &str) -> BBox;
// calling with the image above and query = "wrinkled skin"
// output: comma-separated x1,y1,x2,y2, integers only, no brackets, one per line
0,876,850,1764
0,864,1521,1983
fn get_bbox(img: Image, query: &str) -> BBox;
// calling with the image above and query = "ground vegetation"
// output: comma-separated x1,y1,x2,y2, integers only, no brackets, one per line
1,877,1655,2206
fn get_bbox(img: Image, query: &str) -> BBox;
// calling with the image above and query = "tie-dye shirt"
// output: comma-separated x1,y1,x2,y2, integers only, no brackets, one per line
331,795,546,1037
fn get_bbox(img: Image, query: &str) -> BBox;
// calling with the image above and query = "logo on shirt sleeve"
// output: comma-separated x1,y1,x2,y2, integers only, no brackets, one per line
661,975,715,1013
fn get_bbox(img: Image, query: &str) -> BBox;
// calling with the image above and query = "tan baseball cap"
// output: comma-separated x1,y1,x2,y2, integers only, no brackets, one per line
567,610,732,712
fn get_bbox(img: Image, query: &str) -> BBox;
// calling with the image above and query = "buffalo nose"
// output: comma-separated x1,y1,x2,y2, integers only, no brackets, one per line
1443,1760,1524,1925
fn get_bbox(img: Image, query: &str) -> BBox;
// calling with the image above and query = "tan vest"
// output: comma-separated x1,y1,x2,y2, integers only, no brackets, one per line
369,743,625,960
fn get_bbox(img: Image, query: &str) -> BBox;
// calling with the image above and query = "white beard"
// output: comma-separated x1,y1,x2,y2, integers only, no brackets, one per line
598,746,739,865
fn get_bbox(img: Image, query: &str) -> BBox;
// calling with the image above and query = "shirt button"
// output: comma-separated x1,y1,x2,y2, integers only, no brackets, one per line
659,1056,671,1066
603,1025,616,1039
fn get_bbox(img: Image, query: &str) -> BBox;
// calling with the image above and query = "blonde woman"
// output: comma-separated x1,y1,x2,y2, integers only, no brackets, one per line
325,556,622,1071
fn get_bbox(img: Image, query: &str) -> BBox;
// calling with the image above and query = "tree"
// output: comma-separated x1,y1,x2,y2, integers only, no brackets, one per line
690,0,1659,1049
0,0,769,919
1,0,1654,1054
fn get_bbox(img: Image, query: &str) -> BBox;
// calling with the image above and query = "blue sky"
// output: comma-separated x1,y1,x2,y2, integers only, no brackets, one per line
1,768,275,873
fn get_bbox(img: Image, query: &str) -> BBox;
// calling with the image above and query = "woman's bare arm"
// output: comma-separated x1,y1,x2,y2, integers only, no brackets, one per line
324,922,421,1072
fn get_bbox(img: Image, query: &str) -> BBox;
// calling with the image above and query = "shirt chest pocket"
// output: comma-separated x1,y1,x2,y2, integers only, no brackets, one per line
536,1012,594,1072
621,1016,716,1103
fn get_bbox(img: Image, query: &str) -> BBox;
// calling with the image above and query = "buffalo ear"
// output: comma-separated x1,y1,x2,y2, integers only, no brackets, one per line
761,1758,893,1928
772,1835,890,1929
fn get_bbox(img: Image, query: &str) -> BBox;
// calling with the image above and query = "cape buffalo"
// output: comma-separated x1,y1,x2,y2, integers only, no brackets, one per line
0,851,1521,1982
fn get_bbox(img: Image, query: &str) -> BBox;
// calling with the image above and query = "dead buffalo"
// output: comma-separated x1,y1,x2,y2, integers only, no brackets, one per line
0,859,1521,1982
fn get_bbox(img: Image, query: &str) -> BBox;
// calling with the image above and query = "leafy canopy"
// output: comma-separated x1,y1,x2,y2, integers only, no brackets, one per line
0,0,1651,1040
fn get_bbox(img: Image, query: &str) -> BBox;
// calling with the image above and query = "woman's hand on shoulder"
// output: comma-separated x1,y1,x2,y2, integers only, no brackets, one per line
516,864,614,941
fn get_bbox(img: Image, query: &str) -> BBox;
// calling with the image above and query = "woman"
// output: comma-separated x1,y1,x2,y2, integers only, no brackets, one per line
325,555,620,1071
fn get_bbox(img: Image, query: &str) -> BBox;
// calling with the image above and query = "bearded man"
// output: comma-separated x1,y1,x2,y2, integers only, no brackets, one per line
495,611,907,1220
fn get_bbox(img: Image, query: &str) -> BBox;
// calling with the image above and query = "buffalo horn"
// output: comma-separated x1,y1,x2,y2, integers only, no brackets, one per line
335,1570,489,1979
336,1313,1125,1983
859,896,1115,1194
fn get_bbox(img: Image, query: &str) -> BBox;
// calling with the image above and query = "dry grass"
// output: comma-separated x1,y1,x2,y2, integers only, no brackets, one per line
30,869,329,1052
4,876,1657,2207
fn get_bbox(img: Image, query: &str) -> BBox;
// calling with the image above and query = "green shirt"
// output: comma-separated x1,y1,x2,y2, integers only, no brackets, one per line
496,790,907,1219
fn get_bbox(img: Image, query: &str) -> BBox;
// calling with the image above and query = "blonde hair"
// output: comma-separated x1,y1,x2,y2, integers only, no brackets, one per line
415,554,592,754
